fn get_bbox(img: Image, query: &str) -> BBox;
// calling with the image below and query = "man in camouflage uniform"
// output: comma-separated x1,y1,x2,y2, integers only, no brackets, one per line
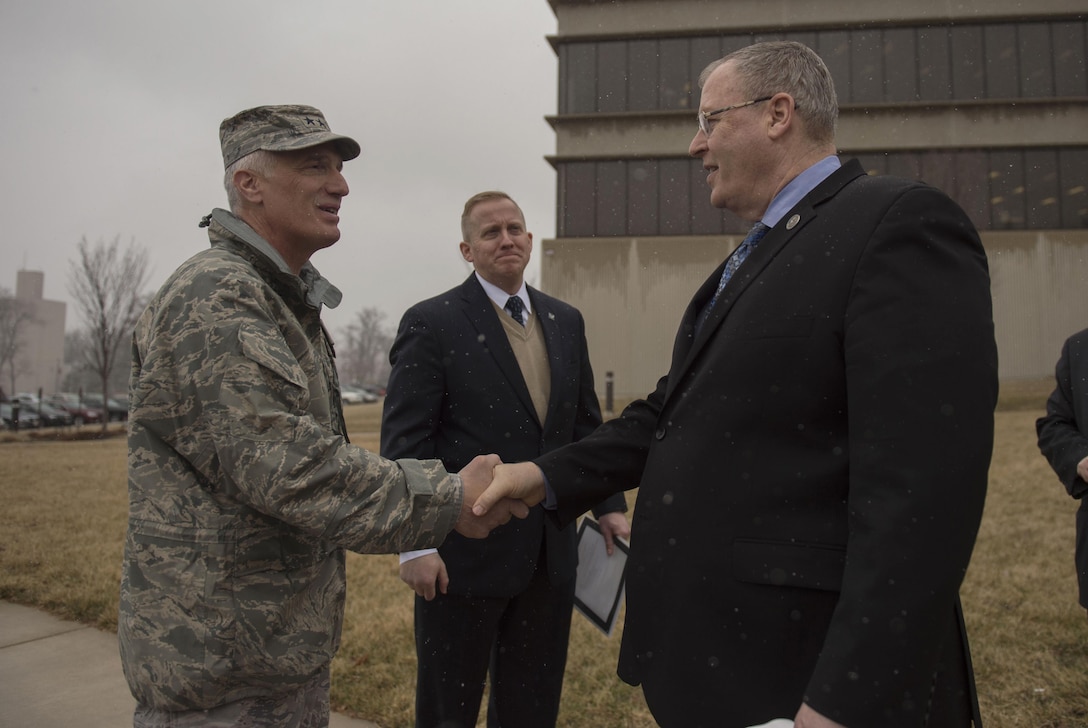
119,105,526,727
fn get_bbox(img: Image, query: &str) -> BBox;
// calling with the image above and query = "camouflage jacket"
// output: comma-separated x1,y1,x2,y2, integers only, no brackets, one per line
119,208,462,711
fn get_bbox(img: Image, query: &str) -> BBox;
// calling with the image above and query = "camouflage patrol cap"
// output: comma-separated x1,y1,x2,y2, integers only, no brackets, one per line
219,104,361,169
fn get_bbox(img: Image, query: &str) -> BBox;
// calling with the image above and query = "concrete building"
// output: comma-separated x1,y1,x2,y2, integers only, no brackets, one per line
541,0,1088,398
4,270,66,398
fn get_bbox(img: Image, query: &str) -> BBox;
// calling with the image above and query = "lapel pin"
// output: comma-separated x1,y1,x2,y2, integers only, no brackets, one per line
786,214,800,230
548,312,556,320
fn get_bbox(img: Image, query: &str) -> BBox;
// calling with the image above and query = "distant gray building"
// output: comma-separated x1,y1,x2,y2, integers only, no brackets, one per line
541,0,1088,397
7,270,66,397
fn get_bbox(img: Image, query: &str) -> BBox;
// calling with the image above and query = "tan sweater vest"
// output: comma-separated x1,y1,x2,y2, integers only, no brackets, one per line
492,299,551,424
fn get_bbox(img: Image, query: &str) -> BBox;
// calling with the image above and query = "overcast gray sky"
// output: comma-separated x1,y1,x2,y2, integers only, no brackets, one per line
0,0,559,337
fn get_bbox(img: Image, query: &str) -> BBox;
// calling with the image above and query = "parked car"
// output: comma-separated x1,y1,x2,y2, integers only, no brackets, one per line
82,394,129,422
340,387,365,405
341,386,378,405
5,398,79,426
47,393,104,425
1,402,41,430
36,402,76,427
9,394,76,427
361,384,386,398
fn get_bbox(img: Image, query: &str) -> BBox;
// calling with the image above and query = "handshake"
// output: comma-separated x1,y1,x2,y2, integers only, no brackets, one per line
452,456,549,539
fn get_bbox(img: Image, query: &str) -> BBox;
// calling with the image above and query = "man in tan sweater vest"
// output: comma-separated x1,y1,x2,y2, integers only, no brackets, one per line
381,191,630,728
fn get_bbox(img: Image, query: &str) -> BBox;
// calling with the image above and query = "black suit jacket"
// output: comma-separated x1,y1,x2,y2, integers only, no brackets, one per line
381,274,624,597
536,160,997,727
1037,327,1088,608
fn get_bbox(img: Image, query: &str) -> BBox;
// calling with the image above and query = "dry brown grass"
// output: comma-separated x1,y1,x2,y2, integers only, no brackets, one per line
2,385,1086,727
963,384,1088,727
0,431,128,628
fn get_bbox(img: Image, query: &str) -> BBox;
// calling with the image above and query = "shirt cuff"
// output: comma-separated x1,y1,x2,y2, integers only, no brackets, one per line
542,472,557,510
399,548,438,564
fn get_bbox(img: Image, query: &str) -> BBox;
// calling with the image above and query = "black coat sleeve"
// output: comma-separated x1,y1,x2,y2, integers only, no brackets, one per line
1037,329,1088,500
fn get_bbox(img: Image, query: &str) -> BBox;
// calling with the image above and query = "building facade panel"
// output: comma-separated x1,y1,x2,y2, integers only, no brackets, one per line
543,1,1088,392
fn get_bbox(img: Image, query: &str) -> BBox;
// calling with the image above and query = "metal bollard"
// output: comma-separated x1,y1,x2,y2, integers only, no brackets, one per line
605,371,614,417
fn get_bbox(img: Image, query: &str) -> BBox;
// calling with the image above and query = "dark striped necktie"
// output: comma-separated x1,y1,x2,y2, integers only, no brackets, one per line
504,295,526,326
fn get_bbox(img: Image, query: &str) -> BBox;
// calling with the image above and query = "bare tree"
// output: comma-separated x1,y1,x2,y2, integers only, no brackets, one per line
339,307,393,387
61,328,127,395
67,236,151,429
0,287,36,399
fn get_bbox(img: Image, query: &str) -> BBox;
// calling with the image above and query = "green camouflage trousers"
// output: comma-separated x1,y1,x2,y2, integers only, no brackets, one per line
132,666,330,727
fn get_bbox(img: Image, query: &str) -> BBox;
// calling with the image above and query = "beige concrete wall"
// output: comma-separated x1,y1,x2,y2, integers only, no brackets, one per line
541,232,1088,398
550,0,1086,38
542,235,740,399
987,231,1088,380
543,0,1088,394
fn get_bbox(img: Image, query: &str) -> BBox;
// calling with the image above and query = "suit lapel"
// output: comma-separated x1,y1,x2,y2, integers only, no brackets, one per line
459,276,541,426
667,161,867,401
662,265,723,402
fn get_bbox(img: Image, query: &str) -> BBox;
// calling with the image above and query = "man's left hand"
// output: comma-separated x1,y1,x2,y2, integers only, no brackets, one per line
794,703,847,728
597,511,631,556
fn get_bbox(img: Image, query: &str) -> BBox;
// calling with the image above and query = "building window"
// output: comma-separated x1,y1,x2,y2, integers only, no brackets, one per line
1055,21,1088,96
557,148,1088,237
883,27,919,101
949,26,987,101
560,42,597,115
1020,22,1056,98
990,150,1027,229
597,42,628,113
1060,148,1088,228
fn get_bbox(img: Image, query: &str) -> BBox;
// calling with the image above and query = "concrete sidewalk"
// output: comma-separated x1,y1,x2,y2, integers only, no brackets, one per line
0,601,378,727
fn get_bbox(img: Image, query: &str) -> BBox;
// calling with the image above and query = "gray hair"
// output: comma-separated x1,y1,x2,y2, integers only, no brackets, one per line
224,150,277,212
699,41,838,145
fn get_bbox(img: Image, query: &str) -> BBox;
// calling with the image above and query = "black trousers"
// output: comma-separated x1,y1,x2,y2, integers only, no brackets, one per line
412,558,576,728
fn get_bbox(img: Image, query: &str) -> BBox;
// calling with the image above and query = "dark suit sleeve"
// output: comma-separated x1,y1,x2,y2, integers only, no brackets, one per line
806,186,997,723
380,306,444,462
537,374,666,526
1037,331,1088,499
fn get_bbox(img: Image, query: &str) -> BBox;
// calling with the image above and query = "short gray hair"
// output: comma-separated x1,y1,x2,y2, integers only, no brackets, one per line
224,150,276,212
699,41,838,145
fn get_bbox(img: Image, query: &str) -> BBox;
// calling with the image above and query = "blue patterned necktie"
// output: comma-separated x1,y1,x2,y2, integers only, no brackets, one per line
696,222,770,333
504,295,526,326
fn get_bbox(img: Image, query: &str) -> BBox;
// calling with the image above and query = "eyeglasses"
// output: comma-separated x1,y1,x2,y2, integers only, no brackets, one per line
697,96,774,136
